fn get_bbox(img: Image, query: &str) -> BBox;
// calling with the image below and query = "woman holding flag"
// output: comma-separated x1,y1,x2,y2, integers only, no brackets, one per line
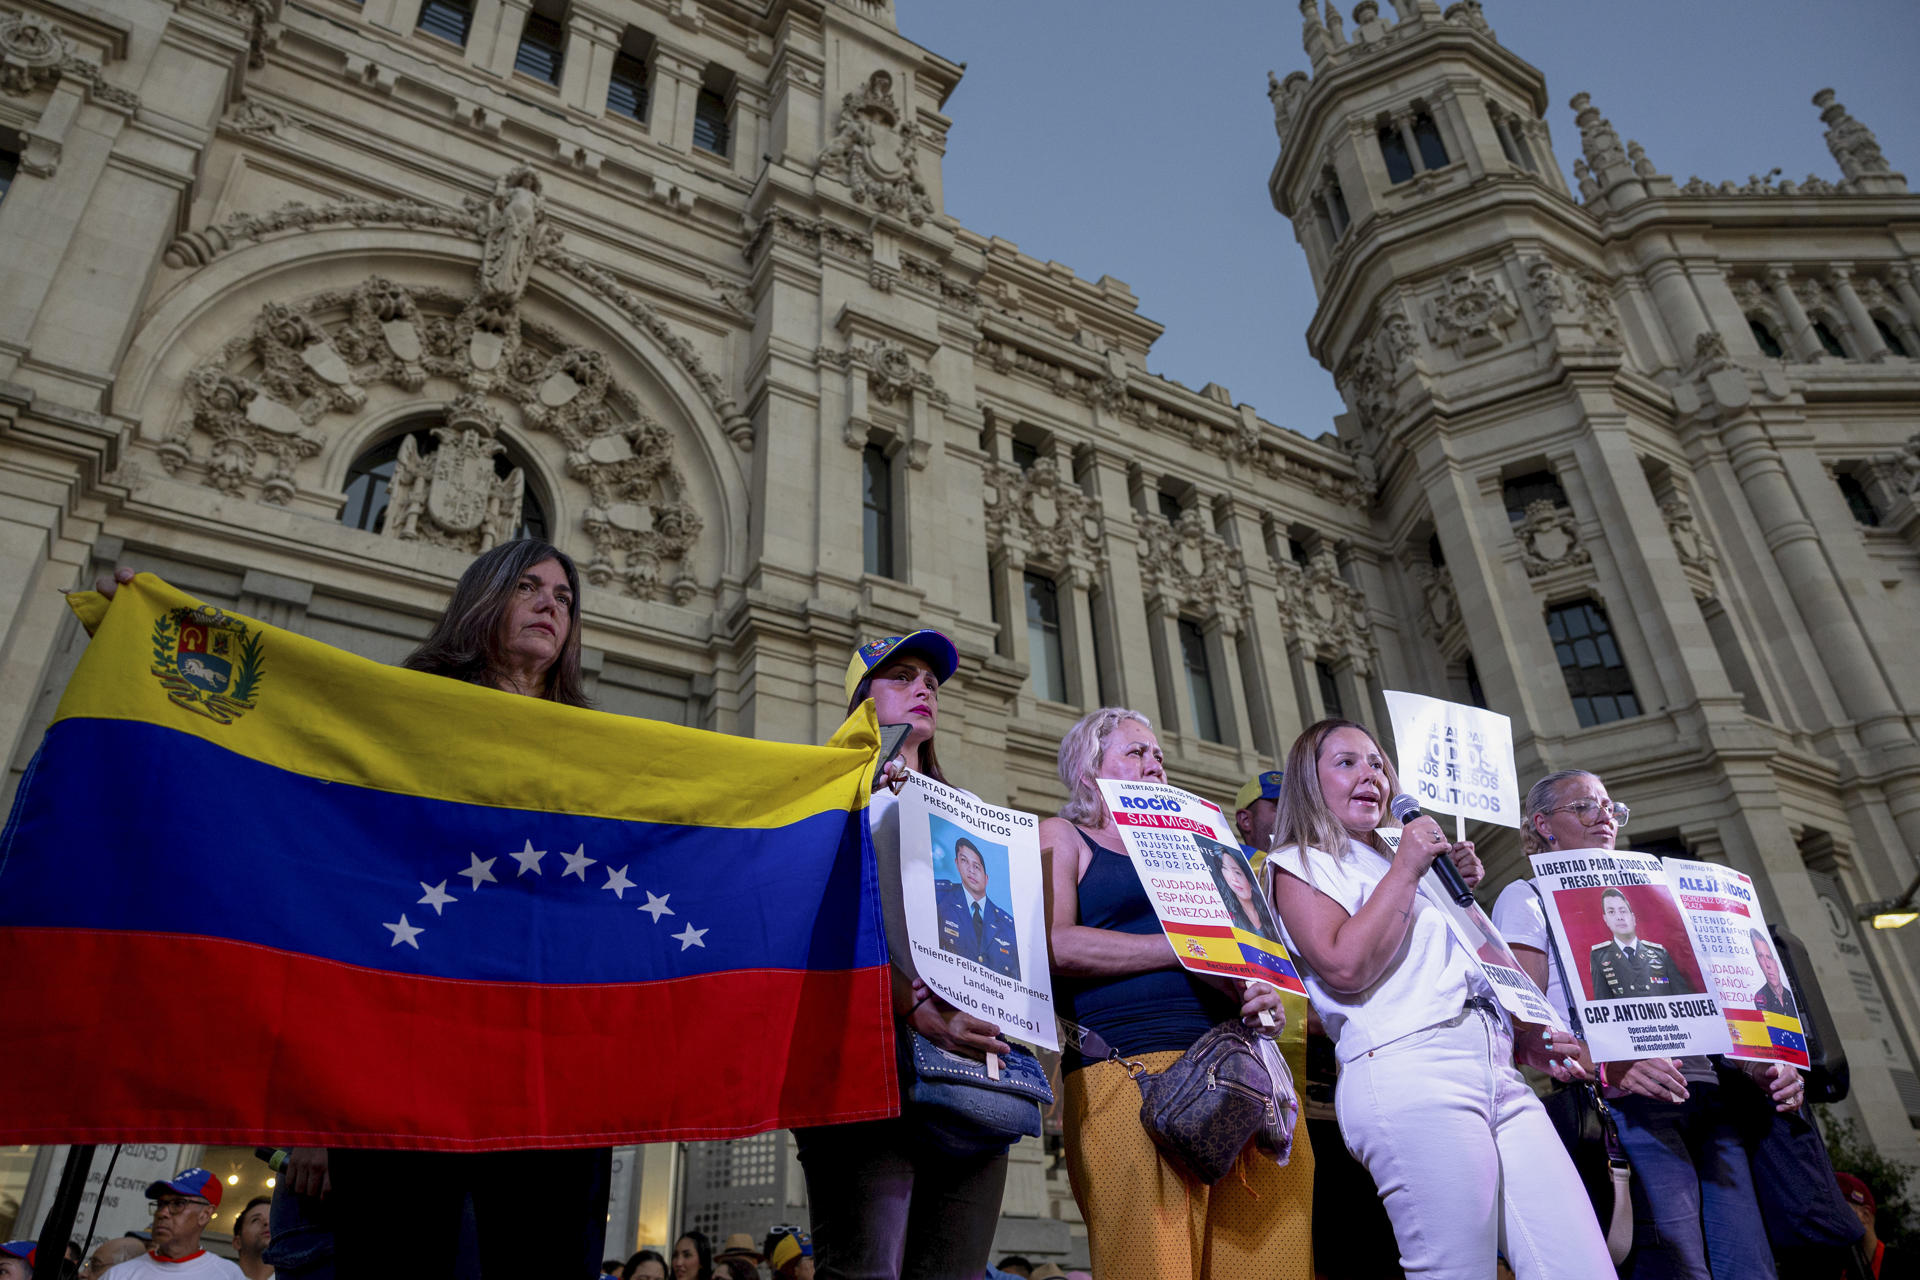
1041,707,1307,1280
1264,719,1609,1280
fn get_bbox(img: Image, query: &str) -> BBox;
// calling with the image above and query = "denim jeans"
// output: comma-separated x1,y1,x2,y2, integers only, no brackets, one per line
1335,1005,1614,1280
263,1182,333,1280
794,1118,1009,1280
1612,1083,1777,1280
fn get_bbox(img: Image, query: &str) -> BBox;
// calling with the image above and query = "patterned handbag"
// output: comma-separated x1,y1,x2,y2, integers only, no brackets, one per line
1130,1020,1280,1185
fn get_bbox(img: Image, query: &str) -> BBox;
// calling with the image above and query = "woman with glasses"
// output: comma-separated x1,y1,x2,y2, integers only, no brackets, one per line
1491,770,1804,1280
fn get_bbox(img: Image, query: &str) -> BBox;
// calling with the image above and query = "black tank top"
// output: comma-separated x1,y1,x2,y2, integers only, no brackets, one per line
1058,828,1236,1071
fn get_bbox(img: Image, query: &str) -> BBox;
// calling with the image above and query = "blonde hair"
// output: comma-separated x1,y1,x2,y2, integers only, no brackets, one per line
1270,720,1401,888
1056,706,1155,826
1520,769,1598,857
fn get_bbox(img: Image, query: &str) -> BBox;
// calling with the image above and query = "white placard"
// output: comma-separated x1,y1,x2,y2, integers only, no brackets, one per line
1662,858,1811,1070
1529,849,1733,1061
897,771,1058,1050
1383,690,1520,829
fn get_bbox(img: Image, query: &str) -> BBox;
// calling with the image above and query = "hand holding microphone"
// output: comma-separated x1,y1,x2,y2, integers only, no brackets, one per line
1389,793,1477,906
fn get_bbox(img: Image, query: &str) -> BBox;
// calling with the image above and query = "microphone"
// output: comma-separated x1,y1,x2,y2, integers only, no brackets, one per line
1390,793,1475,906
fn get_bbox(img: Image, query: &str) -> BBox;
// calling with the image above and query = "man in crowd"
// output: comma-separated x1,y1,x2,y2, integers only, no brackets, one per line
935,837,1020,979
1751,927,1799,1017
106,1168,244,1277
1231,770,1284,872
1589,887,1693,997
1836,1171,1910,1277
79,1236,146,1279
0,1241,33,1280
764,1226,813,1280
233,1197,272,1280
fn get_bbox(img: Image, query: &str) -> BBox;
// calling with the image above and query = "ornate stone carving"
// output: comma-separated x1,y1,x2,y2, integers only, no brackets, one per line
1378,308,1417,366
225,96,297,136
1730,278,1769,316
161,365,324,503
1337,344,1393,428
1135,509,1250,625
1568,92,1628,185
982,458,1105,572
1425,268,1518,355
570,418,704,605
1659,491,1715,572
815,70,935,225
184,0,278,67
1514,498,1590,578
0,10,138,111
1267,70,1309,145
466,165,553,313
1411,560,1459,639
1273,545,1375,673
383,396,524,553
1524,259,1620,346
1813,88,1891,183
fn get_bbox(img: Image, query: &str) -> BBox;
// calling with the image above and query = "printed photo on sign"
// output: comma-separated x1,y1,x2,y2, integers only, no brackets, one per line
1662,858,1810,1070
897,771,1057,1050
1383,690,1520,828
1095,778,1309,999
1426,884,1568,1030
1528,850,1732,1062
929,815,1021,982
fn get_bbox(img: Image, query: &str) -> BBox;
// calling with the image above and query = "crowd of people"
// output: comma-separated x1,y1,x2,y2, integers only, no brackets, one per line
65,539,1898,1280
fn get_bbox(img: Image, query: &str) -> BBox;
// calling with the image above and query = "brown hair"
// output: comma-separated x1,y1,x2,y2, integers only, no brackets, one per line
402,538,589,706
1520,769,1597,856
1271,719,1402,872
847,667,950,785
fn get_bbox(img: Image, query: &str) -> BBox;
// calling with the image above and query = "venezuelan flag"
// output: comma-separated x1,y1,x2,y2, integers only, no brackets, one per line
0,576,895,1149
1724,1007,1812,1067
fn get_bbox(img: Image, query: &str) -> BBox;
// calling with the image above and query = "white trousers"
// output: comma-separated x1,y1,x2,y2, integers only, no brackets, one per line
1335,1005,1614,1280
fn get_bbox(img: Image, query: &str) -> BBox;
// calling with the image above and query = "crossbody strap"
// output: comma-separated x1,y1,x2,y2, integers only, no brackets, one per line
1524,882,1628,1166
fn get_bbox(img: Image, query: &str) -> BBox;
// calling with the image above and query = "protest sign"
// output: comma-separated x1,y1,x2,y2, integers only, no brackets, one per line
1384,691,1520,830
1528,850,1732,1060
1662,858,1811,1069
1094,779,1308,1000
897,771,1058,1050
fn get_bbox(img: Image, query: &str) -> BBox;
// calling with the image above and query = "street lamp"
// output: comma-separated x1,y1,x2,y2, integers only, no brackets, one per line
1856,869,1920,930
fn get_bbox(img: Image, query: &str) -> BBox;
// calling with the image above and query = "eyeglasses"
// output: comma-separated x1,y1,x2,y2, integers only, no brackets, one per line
1543,799,1629,828
151,1197,210,1217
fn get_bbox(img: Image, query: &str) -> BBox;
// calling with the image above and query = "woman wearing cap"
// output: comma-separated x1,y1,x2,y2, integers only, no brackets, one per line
793,631,1012,1280
1265,720,1609,1280
1492,769,1803,1280
1041,706,1308,1280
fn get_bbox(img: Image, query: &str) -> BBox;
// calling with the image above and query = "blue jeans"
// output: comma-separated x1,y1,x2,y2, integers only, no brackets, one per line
1613,1083,1776,1280
794,1118,1009,1280
264,1182,333,1280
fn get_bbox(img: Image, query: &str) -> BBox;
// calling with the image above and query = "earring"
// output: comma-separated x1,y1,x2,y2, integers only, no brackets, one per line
1546,833,1556,844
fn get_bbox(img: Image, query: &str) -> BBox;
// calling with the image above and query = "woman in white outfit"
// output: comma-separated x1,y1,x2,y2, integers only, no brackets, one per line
1264,719,1614,1280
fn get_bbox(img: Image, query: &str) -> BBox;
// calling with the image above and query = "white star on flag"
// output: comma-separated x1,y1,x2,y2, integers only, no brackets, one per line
384,914,424,949
602,864,634,899
418,881,456,915
460,853,497,890
509,839,547,876
672,922,708,950
638,891,674,923
560,844,596,879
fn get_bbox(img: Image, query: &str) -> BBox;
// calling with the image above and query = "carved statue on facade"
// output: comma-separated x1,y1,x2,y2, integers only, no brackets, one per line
1659,492,1715,572
1268,70,1310,144
470,165,551,309
1568,92,1627,186
1813,88,1892,182
816,71,935,225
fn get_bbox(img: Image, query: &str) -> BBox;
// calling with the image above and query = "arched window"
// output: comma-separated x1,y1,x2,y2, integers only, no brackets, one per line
1812,318,1848,358
339,419,549,541
1874,318,1909,358
1748,317,1785,359
1411,112,1449,170
1378,124,1414,184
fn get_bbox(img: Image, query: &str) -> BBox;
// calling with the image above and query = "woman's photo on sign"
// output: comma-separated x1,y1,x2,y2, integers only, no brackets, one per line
929,815,1021,981
1194,834,1280,943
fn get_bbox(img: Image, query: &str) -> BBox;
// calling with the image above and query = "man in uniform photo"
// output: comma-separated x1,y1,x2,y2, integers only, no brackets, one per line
936,837,1021,980
1751,928,1799,1018
1589,887,1694,998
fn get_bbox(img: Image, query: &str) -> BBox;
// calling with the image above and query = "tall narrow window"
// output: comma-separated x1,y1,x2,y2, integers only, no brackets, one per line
1011,438,1040,471
607,51,649,119
1836,471,1880,527
1546,601,1641,727
1324,171,1350,236
1157,489,1183,524
1748,317,1785,358
0,144,16,204
1412,112,1449,170
1874,318,1909,358
693,78,731,154
1314,659,1343,720
513,3,565,83
1179,620,1223,743
416,0,473,45
862,444,894,577
1378,125,1414,184
1025,573,1066,703
1813,319,1847,358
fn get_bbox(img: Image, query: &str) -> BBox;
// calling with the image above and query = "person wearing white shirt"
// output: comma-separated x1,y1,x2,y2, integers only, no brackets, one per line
105,1168,244,1279
1265,719,1611,1280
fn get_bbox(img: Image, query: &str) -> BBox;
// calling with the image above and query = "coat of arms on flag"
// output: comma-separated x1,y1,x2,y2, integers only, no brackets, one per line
149,604,265,724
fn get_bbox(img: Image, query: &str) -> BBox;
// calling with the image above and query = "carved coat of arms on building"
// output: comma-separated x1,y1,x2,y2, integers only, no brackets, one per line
1514,498,1591,578
1274,545,1376,675
1134,509,1250,628
816,71,935,225
1426,268,1519,355
982,458,1106,573
383,397,524,553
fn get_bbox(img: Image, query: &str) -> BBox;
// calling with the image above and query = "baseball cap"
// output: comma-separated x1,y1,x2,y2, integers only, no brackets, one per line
0,1241,34,1267
1233,770,1284,814
763,1225,812,1272
146,1166,222,1209
844,631,958,702
1837,1171,1876,1214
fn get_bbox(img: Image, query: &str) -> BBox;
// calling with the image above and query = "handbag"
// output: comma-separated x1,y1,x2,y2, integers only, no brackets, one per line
1130,1020,1285,1185
898,1025,1051,1158
1527,884,1633,1266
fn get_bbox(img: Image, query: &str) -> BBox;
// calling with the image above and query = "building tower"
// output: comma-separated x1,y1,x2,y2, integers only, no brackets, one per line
1270,0,1920,1160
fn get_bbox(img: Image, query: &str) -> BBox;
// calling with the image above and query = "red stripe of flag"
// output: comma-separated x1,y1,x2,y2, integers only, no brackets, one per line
1166,922,1237,940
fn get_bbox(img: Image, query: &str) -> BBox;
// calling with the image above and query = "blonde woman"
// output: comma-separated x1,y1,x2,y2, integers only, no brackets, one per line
1264,719,1608,1280
1040,707,1310,1280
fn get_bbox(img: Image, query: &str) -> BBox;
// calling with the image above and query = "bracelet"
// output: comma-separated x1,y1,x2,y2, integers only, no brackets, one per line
909,992,932,1015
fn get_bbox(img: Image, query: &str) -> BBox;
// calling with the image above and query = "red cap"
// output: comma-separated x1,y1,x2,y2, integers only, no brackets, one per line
1837,1171,1876,1215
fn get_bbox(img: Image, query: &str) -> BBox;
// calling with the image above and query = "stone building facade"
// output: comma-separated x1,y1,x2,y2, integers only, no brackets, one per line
0,0,1917,1263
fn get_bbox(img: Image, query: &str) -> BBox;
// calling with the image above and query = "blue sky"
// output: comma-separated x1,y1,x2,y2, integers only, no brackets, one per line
891,1,1920,437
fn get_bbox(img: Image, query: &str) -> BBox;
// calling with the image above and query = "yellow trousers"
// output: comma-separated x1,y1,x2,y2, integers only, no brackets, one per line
1063,1050,1314,1280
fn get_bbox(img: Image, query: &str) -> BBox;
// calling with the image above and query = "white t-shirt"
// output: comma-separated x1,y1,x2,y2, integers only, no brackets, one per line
1489,879,1572,1020
104,1251,246,1279
1268,837,1497,1062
